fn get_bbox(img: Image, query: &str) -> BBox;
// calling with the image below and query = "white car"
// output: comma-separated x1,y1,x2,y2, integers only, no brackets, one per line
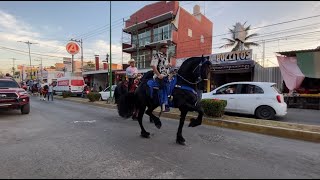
99,85,117,101
202,82,287,120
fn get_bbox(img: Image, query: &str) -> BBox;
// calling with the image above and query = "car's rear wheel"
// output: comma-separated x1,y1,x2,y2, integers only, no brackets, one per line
255,106,275,120
21,103,30,114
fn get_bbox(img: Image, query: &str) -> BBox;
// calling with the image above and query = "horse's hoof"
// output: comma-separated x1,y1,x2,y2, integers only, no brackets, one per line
154,120,162,129
188,118,202,127
176,139,186,145
140,131,150,138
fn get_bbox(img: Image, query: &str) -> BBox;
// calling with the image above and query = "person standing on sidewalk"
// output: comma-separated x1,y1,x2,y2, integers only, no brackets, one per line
47,83,54,101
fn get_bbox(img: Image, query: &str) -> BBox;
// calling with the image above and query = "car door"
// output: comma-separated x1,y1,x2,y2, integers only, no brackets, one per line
212,84,239,112
100,87,110,100
236,84,264,114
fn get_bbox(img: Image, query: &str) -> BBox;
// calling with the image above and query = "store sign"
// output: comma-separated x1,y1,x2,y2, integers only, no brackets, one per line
209,49,253,64
211,64,251,72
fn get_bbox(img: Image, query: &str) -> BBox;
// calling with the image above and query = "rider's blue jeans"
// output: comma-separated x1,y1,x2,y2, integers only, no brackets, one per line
156,77,170,106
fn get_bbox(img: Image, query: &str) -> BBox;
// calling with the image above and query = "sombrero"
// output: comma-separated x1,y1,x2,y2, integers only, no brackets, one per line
128,59,135,64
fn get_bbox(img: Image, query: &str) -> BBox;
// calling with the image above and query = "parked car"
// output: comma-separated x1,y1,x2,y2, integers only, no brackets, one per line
0,77,30,114
202,82,287,120
99,85,117,101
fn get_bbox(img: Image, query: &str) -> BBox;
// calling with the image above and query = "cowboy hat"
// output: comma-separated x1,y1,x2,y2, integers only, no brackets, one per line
128,59,135,64
156,44,168,50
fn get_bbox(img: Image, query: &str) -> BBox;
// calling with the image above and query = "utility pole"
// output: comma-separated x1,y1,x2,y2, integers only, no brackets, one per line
70,38,83,72
121,18,124,65
17,40,38,80
135,16,139,68
35,58,43,82
262,40,265,68
11,58,16,77
109,1,112,99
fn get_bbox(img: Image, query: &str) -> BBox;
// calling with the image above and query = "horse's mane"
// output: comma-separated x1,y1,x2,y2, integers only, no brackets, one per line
177,57,204,75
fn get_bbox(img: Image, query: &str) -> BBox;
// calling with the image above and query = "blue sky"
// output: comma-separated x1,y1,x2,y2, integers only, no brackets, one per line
0,1,319,73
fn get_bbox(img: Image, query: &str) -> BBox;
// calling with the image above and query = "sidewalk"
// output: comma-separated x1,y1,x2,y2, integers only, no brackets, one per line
54,95,320,143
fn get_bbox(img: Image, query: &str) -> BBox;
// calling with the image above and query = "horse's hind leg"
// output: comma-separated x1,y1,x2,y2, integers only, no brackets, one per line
145,105,162,129
137,105,150,138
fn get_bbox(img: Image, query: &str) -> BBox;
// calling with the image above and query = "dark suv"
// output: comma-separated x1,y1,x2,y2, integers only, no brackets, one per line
0,78,30,114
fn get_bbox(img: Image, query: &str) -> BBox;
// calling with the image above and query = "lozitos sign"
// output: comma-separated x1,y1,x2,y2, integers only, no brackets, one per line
209,49,252,64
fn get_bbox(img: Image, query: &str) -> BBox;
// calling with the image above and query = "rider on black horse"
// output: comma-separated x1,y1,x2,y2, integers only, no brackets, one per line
126,59,139,92
150,44,172,112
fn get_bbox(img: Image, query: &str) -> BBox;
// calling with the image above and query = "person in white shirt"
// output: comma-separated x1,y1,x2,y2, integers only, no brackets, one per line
126,59,138,92
47,83,54,101
150,45,172,112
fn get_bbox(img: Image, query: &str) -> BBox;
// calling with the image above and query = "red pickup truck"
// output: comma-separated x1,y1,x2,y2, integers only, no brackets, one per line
0,78,30,114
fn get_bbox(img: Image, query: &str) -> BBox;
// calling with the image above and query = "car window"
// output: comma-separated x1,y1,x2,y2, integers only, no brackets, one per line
271,84,281,94
240,84,264,94
0,80,20,88
216,84,238,94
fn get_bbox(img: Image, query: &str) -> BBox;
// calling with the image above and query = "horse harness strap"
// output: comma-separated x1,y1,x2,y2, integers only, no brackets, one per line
174,85,198,95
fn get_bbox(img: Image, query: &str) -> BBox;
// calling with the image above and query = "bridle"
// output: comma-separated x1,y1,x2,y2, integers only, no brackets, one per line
176,57,210,85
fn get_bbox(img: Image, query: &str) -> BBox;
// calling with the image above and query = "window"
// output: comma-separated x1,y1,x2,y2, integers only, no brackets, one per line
200,35,204,43
0,80,19,88
216,84,238,94
239,84,264,94
153,23,172,42
188,29,192,37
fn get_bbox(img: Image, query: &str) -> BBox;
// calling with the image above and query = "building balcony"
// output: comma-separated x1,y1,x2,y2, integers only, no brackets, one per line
124,11,174,34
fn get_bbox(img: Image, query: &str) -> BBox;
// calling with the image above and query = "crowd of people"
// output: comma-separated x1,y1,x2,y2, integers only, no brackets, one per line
25,79,54,101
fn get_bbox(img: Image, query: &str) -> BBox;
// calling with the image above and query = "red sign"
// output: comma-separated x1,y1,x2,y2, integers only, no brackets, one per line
66,42,80,55
58,80,69,86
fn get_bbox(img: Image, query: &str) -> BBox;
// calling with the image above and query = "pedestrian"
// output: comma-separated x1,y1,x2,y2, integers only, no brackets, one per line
47,83,54,101
99,85,103,92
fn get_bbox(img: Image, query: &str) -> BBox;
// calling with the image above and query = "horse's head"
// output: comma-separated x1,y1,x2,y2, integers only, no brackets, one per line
177,56,212,89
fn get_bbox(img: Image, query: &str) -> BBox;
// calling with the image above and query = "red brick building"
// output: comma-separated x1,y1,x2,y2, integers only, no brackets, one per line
123,1,213,69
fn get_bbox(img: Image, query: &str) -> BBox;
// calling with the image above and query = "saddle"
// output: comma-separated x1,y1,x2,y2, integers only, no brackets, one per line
146,75,200,107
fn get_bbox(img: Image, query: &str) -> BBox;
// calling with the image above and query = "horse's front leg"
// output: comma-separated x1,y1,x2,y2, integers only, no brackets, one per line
181,103,204,128
145,105,162,129
176,109,188,145
189,104,204,127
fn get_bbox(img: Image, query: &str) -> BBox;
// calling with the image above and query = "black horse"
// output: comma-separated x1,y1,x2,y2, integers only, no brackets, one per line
117,56,211,145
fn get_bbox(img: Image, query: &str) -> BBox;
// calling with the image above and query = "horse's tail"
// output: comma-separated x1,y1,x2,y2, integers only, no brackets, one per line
117,92,135,118
116,81,135,118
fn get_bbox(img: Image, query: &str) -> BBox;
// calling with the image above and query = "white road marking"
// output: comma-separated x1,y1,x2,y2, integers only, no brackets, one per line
73,120,97,124
210,153,233,160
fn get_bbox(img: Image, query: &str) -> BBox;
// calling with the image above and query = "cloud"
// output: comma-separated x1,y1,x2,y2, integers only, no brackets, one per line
0,9,127,71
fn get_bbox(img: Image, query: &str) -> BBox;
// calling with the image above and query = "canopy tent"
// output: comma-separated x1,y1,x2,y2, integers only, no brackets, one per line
277,56,305,91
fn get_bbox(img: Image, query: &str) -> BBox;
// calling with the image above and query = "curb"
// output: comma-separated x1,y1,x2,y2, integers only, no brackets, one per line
54,96,320,143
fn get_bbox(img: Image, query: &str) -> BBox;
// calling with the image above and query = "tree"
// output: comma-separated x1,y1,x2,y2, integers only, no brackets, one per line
220,22,259,51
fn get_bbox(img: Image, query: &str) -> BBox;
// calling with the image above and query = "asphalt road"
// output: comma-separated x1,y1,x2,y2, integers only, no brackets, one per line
0,96,319,179
225,108,320,126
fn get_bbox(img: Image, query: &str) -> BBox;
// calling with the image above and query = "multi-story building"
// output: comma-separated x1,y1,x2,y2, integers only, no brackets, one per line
122,1,213,69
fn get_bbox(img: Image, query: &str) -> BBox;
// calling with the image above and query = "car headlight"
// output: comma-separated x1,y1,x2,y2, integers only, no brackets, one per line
17,91,28,96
